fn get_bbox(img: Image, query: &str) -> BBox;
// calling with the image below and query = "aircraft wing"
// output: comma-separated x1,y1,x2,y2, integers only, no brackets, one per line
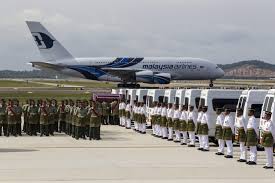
30,62,65,71
101,67,145,81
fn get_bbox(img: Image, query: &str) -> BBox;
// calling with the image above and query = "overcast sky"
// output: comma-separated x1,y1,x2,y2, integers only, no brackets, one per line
0,0,275,70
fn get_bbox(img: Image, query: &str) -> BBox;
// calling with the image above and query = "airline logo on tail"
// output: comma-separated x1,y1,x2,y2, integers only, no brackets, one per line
31,32,55,49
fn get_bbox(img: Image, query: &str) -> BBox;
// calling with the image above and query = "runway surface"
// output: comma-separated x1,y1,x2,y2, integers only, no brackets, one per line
0,126,274,182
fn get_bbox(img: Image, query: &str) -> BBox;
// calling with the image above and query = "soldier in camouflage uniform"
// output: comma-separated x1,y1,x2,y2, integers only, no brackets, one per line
75,101,88,140
0,99,7,136
14,99,22,136
7,100,17,136
27,100,39,136
22,99,29,133
65,100,73,135
48,100,57,136
101,101,110,125
57,100,66,133
72,100,80,138
110,99,119,125
84,100,90,137
88,100,102,140
39,100,49,136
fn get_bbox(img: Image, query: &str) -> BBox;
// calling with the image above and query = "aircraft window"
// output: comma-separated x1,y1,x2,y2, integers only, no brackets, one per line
195,97,200,109
148,96,153,107
251,104,263,118
212,98,239,111
143,96,147,104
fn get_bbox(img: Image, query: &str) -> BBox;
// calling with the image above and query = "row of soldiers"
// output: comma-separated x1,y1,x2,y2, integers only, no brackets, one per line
118,100,275,170
0,98,120,140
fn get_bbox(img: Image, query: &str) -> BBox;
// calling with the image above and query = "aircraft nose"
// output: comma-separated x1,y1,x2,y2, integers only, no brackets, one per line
217,68,225,77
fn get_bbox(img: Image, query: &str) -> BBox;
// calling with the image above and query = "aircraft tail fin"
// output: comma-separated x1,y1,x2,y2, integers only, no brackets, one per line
26,21,74,62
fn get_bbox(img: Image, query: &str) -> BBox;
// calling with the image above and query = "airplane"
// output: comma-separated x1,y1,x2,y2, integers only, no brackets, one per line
26,21,224,88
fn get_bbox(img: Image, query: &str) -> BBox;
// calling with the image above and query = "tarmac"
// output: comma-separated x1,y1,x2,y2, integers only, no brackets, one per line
0,126,275,182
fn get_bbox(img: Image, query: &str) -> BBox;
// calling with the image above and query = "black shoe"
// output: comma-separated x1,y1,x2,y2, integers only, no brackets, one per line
188,144,195,147
142,132,146,134
263,166,273,169
237,159,247,162
174,140,180,143
167,139,173,141
224,155,233,158
247,161,257,165
197,148,203,151
215,152,224,155
202,149,209,152
181,143,187,145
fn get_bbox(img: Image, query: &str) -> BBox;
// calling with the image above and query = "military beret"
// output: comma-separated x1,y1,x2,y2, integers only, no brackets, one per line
248,108,255,112
265,111,272,115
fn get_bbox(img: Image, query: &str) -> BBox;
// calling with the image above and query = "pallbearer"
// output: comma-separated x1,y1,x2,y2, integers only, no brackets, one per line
200,106,210,151
222,108,234,158
179,105,188,145
101,101,109,125
22,99,29,133
196,106,203,150
161,103,168,139
167,103,174,141
215,108,225,155
187,105,197,147
261,111,274,169
246,108,258,165
173,104,181,143
235,108,247,162
125,100,132,129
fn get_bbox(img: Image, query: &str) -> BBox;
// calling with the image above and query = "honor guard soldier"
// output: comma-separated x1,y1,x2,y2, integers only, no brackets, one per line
22,99,29,133
110,99,119,125
215,108,225,155
48,100,57,136
196,106,203,150
179,105,188,145
167,103,174,141
88,101,102,140
14,99,22,136
133,102,138,131
187,105,197,147
101,101,109,125
235,108,247,162
246,108,258,165
0,99,7,136
161,103,168,139
57,100,66,133
7,100,16,136
72,100,80,138
173,104,181,142
261,111,274,169
222,108,234,158
65,100,72,135
156,103,162,137
140,102,147,134
125,100,132,129
27,100,39,136
200,106,210,151
119,100,126,126
39,100,49,136
151,102,158,136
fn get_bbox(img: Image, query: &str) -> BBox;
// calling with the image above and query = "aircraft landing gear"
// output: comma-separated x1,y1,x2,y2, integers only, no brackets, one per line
117,83,140,88
209,80,214,88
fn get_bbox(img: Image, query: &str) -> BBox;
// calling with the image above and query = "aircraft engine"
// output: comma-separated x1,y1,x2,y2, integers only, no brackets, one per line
135,71,171,84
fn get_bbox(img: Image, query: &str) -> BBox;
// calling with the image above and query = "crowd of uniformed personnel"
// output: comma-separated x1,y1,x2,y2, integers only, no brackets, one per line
0,98,120,140
118,99,275,171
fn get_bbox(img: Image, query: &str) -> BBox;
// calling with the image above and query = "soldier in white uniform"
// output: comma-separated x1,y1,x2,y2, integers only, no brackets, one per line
156,103,162,137
235,108,247,162
161,103,168,139
136,103,142,132
151,102,158,136
187,105,197,147
200,106,210,151
167,104,174,141
180,105,188,145
173,104,181,142
215,108,225,155
261,111,274,169
125,101,132,129
140,103,147,134
196,106,203,150
132,102,138,131
222,108,234,158
246,109,258,165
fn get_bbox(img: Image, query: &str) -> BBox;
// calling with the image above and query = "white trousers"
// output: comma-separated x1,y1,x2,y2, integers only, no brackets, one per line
126,118,131,128
156,125,162,136
239,142,247,160
134,121,138,130
218,139,225,153
162,127,168,138
181,131,188,144
119,117,123,125
152,124,156,134
188,132,195,145
249,146,257,162
141,123,146,133
138,123,141,131
121,116,126,126
175,130,181,141
201,135,209,150
168,127,173,140
198,135,203,148
225,140,233,156
265,147,273,167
